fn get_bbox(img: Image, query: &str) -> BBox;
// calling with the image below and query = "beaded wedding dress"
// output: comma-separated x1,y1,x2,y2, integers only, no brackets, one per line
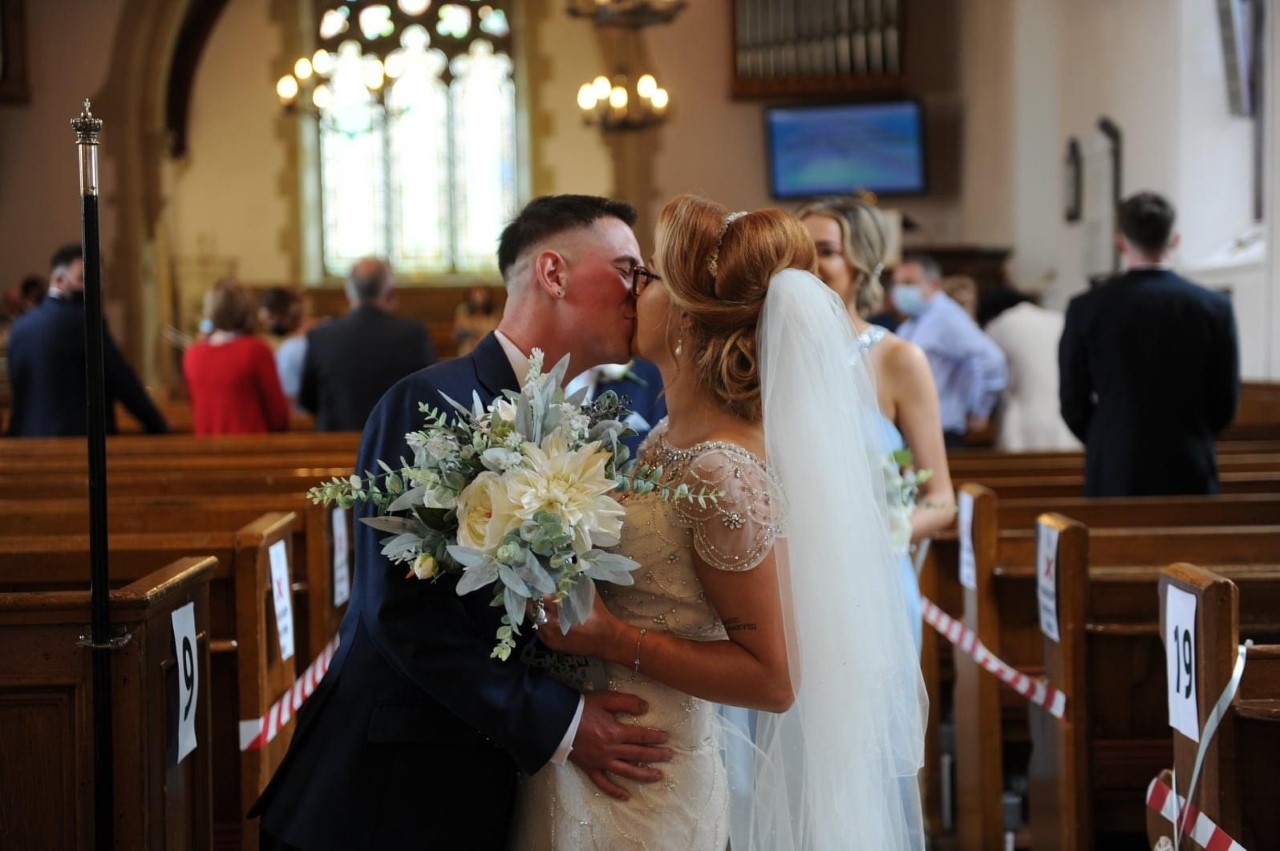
510,420,784,851
515,270,926,850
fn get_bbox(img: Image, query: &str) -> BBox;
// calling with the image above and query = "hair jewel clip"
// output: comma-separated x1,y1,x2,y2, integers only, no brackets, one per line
708,211,749,278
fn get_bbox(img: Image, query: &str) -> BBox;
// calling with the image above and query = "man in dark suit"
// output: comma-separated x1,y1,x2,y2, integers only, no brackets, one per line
1059,192,1239,497
5,244,168,437
298,258,436,432
254,196,672,850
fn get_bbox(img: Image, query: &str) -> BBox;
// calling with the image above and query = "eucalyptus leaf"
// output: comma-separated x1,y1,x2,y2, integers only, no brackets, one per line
380,532,422,560
455,559,501,595
446,544,488,568
562,576,595,629
503,585,528,629
360,515,418,534
387,486,428,513
497,562,526,595
519,551,556,595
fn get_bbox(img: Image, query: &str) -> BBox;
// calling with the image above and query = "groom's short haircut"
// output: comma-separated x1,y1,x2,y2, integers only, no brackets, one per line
497,195,637,281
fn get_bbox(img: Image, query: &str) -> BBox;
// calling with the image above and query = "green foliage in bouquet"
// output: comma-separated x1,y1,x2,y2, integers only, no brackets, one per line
309,351,716,660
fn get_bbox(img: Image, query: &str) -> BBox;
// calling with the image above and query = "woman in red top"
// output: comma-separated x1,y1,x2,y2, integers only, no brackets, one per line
184,279,290,435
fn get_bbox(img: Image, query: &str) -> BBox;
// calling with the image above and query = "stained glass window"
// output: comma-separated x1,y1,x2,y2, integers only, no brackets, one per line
315,3,517,278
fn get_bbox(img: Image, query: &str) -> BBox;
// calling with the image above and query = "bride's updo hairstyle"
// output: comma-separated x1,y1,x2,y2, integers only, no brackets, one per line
654,194,817,421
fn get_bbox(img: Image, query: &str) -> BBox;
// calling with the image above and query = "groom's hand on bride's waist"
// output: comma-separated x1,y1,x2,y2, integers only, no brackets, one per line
568,691,672,802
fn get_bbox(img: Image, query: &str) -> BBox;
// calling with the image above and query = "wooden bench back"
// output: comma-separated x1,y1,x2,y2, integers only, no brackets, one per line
0,514,300,850
0,468,353,500
950,486,1280,849
1145,565,1280,851
0,432,361,458
0,556,217,850
0,495,350,670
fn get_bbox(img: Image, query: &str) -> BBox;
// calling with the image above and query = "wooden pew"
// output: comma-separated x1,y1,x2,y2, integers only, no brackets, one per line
0,495,352,669
917,490,1280,840
0,431,361,459
0,556,217,850
948,450,1280,479
1145,565,1280,851
1027,526,1280,850
0,451,359,476
955,470,1280,500
0,515,299,851
0,467,352,501
948,487,1280,849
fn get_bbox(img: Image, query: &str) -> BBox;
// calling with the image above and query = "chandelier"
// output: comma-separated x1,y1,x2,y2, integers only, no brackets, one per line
275,0,511,115
570,1,682,133
576,71,668,132
565,0,687,28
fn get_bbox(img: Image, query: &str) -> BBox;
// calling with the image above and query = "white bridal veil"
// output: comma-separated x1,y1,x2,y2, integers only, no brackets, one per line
729,268,928,850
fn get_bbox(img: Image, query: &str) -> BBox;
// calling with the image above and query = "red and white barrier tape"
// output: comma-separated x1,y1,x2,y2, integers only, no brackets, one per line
239,634,340,752
1146,776,1246,851
920,598,1067,719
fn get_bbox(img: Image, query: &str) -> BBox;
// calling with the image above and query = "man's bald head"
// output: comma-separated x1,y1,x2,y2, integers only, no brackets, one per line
345,257,393,307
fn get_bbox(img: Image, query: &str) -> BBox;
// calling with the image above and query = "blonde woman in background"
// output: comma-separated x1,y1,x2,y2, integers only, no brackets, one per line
797,197,955,649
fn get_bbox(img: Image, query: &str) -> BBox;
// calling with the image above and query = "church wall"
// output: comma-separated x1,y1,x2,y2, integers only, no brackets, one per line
0,0,127,293
164,0,292,292
3,1,1274,379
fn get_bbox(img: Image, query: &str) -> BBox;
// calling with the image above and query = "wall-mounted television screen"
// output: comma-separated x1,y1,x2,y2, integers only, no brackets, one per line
766,100,927,198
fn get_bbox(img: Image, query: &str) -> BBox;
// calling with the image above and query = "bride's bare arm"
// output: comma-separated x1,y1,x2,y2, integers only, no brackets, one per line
538,549,793,713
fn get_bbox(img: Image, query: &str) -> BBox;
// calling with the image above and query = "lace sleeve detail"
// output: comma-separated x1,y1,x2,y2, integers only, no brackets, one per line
672,446,786,572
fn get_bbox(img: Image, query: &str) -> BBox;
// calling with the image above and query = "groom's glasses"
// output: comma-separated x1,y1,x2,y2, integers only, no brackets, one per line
632,266,661,297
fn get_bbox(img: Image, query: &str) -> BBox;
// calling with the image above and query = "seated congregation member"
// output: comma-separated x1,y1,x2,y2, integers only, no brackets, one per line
565,358,667,456
798,196,956,649
299,257,437,432
274,293,318,405
6,243,168,437
183,278,290,436
258,286,304,352
1059,191,1239,496
978,288,1080,451
892,253,1008,448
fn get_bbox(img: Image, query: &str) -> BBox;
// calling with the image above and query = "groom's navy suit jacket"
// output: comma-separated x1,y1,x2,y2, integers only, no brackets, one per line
253,334,580,850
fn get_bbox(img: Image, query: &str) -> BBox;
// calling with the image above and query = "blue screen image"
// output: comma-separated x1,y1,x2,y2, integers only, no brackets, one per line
767,102,925,197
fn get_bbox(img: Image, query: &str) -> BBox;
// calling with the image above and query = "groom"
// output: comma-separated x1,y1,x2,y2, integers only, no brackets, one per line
253,196,673,850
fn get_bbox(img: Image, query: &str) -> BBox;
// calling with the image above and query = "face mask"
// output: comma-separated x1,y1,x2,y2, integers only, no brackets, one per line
892,283,926,317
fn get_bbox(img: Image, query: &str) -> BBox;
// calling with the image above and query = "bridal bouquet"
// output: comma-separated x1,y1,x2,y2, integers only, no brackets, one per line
882,449,933,555
309,350,710,660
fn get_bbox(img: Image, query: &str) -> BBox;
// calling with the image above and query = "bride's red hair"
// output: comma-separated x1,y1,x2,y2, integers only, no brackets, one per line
654,194,817,422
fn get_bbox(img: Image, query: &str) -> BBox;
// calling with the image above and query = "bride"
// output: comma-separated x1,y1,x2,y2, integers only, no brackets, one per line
512,195,927,850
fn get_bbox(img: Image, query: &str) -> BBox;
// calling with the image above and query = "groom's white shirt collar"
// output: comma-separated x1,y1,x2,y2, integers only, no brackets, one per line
492,330,584,764
494,330,532,386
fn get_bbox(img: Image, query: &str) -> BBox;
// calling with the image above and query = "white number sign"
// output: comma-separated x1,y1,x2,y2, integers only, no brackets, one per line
171,602,199,763
1165,584,1200,742
958,491,976,590
332,507,351,608
1036,524,1061,643
269,540,296,661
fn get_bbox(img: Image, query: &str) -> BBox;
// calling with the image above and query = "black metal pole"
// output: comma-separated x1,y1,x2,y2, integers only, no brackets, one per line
72,98,115,851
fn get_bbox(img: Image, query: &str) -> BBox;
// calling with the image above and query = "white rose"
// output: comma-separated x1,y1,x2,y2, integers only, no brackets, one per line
493,398,518,424
455,471,521,552
410,554,439,580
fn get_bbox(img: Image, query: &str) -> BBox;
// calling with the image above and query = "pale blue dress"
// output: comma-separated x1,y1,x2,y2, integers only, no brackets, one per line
857,325,924,651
